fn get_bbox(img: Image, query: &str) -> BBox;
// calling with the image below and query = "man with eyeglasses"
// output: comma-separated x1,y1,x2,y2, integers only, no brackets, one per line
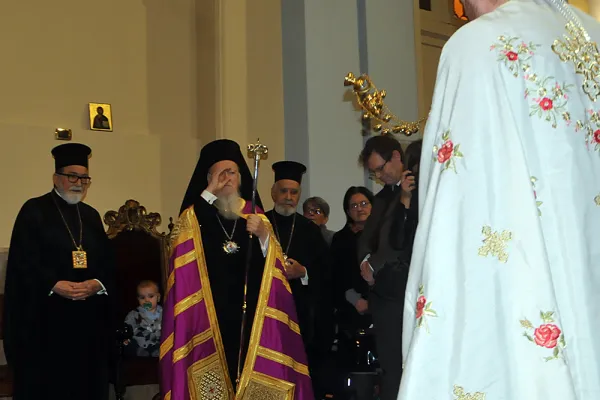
356,134,417,400
302,196,335,246
3,143,116,399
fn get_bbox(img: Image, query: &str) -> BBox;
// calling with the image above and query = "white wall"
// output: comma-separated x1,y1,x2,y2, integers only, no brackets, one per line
0,0,202,246
282,0,420,231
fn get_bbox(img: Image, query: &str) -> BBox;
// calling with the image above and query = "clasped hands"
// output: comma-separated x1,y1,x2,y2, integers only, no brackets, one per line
52,280,101,300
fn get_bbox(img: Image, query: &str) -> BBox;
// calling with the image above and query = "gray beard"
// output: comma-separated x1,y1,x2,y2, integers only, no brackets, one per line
274,204,296,217
215,193,241,220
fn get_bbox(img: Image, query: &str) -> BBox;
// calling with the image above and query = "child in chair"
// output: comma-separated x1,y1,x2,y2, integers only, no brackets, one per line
124,280,163,357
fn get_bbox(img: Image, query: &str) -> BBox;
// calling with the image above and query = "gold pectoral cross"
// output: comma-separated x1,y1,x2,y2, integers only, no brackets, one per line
72,248,88,269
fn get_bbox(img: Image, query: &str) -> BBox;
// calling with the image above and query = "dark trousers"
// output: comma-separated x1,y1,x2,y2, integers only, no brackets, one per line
369,264,408,400
371,295,403,400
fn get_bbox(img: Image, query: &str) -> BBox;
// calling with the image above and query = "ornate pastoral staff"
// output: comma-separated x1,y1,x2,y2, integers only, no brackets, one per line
344,72,426,136
236,139,269,382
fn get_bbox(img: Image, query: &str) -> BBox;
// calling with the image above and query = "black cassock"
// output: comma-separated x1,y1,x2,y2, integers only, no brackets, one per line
3,190,115,400
194,199,265,385
264,211,331,352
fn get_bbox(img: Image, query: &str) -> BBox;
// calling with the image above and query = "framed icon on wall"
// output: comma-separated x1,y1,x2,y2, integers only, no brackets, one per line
89,102,113,132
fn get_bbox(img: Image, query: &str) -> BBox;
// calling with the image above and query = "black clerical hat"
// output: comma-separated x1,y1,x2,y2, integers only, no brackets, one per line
179,139,263,214
51,143,92,171
272,161,306,184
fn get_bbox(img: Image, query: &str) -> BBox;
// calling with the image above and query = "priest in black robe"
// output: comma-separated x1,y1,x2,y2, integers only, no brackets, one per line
265,161,332,397
3,143,116,400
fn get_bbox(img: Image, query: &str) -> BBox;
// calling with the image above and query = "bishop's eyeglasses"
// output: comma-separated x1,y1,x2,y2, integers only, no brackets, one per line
55,172,92,185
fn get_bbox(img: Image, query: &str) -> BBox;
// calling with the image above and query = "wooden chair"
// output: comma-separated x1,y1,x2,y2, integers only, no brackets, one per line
104,200,173,400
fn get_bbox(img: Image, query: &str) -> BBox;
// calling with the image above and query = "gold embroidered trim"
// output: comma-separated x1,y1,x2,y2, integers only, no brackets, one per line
257,346,309,376
265,307,301,335
174,249,197,270
173,328,213,363
160,332,174,361
188,353,228,400
236,216,290,399
174,290,204,317
170,210,194,249
243,372,291,400
187,207,235,397
164,390,171,400
272,268,292,294
165,271,175,298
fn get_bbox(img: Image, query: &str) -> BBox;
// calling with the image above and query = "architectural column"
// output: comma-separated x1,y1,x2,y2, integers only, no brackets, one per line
194,0,285,209
281,0,363,230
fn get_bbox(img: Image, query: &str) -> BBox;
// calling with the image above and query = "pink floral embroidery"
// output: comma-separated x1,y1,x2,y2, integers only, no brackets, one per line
490,36,540,77
416,284,437,332
525,77,573,128
575,109,600,151
520,311,566,361
433,130,463,173
531,176,543,216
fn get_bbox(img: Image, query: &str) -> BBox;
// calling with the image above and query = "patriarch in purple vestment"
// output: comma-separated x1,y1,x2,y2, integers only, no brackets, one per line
159,139,313,400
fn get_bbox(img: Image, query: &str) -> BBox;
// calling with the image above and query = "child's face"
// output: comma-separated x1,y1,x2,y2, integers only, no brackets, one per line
137,285,160,311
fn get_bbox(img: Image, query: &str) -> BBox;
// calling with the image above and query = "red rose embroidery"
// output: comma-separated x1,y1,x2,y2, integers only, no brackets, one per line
437,140,454,163
534,324,561,348
539,97,553,111
593,129,600,144
416,296,426,319
506,51,518,61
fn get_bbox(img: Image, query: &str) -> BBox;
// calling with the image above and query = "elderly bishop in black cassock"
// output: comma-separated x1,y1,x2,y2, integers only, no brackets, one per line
265,161,332,397
3,143,115,400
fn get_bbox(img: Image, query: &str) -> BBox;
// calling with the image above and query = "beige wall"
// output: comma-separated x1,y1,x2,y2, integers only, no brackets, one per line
0,0,202,246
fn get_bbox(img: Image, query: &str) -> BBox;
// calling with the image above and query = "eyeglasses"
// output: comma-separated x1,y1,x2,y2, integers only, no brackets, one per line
349,200,371,210
306,208,323,216
56,172,92,185
368,159,390,179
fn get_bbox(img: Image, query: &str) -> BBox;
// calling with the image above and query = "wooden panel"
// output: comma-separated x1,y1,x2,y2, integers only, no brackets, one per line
421,42,444,115
415,0,463,120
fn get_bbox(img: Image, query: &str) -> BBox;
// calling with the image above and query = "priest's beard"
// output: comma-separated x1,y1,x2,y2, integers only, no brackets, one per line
215,192,242,220
274,204,296,217
57,185,84,205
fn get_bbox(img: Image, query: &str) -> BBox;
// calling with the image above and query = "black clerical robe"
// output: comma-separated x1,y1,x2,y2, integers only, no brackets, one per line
194,198,266,384
3,190,116,400
264,211,330,348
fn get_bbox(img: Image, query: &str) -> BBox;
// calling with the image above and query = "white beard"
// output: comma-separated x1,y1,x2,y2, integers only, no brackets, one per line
56,187,84,205
215,193,242,220
274,204,296,217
